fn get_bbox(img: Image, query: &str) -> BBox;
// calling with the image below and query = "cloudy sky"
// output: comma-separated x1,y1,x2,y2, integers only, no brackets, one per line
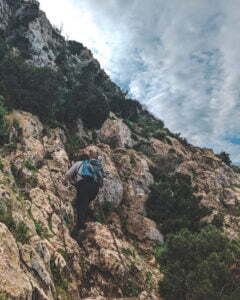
39,0,240,164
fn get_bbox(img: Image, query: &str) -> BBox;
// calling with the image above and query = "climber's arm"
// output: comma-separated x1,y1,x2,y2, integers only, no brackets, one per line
66,161,81,180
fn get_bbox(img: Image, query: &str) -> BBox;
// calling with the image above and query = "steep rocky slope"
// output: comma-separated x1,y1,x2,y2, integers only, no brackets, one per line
1,1,240,299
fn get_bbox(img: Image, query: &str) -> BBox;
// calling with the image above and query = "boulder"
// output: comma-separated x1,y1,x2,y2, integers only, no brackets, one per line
100,116,133,148
126,213,164,243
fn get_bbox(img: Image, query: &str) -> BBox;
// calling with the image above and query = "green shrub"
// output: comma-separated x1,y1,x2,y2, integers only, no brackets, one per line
0,207,16,233
0,207,30,244
217,152,232,166
57,249,71,263
153,243,166,261
120,265,142,297
50,256,68,291
152,129,167,141
121,248,133,257
0,290,10,300
24,159,37,172
64,82,110,129
63,211,73,226
34,220,45,238
146,173,212,235
0,37,7,61
0,95,8,145
28,176,38,188
133,141,155,157
212,213,225,230
10,162,22,186
64,130,87,161
110,95,144,122
123,278,141,297
131,132,139,141
0,159,4,172
0,55,64,123
137,115,165,138
149,152,184,181
145,271,153,290
15,221,30,244
107,136,119,149
68,40,84,56
158,226,240,300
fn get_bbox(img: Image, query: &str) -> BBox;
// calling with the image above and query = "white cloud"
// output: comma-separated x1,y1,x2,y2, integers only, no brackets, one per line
39,0,240,164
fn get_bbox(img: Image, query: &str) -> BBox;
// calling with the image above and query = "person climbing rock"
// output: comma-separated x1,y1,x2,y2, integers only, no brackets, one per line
66,153,105,237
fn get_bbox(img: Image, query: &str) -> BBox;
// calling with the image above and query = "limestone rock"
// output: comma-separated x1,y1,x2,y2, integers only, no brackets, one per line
1,0,240,296
113,149,153,214
20,244,53,288
100,116,133,148
0,223,32,299
7,110,43,139
126,213,163,243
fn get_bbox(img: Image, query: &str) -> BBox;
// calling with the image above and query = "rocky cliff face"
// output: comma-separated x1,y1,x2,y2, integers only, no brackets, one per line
1,1,240,300
0,110,163,299
1,110,240,300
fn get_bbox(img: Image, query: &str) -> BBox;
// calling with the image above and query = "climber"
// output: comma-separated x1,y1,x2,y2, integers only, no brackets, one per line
66,153,105,236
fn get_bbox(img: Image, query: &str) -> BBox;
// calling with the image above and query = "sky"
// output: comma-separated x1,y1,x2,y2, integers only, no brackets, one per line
39,0,240,164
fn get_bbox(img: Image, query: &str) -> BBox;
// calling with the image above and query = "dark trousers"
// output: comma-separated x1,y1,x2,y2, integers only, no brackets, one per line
74,177,99,230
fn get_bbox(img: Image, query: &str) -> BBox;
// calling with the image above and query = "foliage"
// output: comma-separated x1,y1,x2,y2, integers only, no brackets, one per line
106,136,119,149
217,151,232,166
0,207,16,233
50,256,68,291
0,95,8,145
28,176,38,188
110,95,143,122
158,226,240,300
61,211,71,227
34,220,47,238
121,107,166,140
211,213,225,230
68,40,84,56
64,129,87,161
0,55,64,123
145,271,153,290
64,81,110,129
137,115,164,138
11,160,38,188
123,278,141,297
0,207,30,244
121,265,142,297
152,129,167,140
57,249,71,263
14,221,30,244
0,50,111,130
24,159,37,171
0,36,7,61
0,290,10,300
10,162,22,186
133,141,155,157
122,248,134,257
153,243,166,261
146,173,212,235
0,159,4,172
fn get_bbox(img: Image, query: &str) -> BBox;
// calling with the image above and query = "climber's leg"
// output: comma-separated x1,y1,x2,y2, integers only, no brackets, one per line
72,178,100,239
75,180,91,230
89,182,100,202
